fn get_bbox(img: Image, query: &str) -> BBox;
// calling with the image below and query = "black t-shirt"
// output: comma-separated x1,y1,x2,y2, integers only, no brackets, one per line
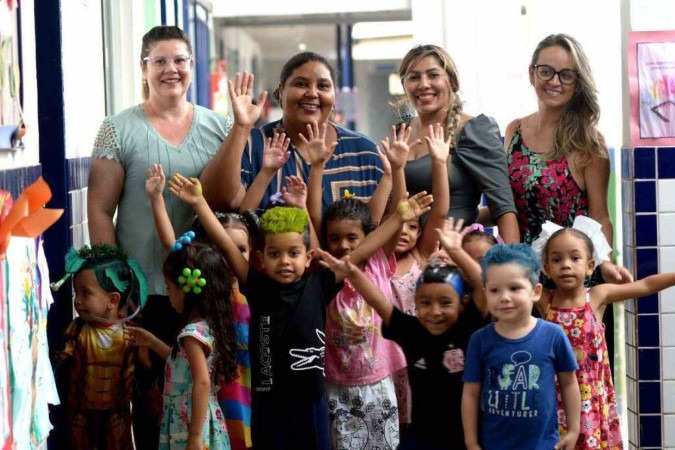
383,308,474,447
244,267,343,398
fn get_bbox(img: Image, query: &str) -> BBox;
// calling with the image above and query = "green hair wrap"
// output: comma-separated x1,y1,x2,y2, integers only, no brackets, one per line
51,244,148,322
259,207,309,235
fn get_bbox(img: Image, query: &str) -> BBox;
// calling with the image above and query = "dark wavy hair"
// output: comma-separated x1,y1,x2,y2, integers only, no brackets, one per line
163,242,237,383
322,197,377,243
462,230,499,247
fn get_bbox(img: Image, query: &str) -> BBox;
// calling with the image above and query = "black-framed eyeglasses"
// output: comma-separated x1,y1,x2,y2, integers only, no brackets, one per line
532,64,579,85
142,55,193,69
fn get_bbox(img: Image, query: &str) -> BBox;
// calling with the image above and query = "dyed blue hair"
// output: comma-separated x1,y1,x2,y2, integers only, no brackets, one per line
481,244,540,287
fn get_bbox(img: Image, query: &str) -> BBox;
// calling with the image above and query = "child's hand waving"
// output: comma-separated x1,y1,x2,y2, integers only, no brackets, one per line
262,132,291,171
425,123,451,163
436,217,470,251
317,249,357,279
300,121,338,167
169,173,203,206
381,123,420,170
145,163,166,198
396,191,434,222
281,175,308,209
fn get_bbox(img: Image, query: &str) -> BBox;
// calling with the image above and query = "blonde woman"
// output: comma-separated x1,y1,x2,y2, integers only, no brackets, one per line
396,45,519,244
504,34,630,283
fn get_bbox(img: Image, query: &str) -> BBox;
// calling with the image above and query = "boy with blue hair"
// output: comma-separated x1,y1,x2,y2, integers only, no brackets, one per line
462,244,581,450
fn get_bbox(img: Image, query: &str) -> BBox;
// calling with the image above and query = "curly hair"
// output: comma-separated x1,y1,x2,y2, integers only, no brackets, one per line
530,34,606,166
397,44,464,149
163,243,238,383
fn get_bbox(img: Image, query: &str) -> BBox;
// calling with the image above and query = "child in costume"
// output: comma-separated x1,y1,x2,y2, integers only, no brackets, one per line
168,171,431,450
127,242,237,449
53,244,147,450
462,244,581,450
147,163,253,449
317,217,486,450
533,218,675,449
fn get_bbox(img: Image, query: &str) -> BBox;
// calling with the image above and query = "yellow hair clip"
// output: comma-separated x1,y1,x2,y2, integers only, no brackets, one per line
343,189,354,199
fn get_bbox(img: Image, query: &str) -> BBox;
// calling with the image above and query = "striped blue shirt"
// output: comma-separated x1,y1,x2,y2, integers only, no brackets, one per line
241,120,384,214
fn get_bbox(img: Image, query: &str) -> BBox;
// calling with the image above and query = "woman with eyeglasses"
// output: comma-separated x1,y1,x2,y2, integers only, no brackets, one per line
504,34,615,248
87,25,233,449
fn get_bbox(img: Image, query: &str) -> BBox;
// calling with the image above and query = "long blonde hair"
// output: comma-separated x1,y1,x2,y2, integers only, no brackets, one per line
398,45,463,149
531,34,606,165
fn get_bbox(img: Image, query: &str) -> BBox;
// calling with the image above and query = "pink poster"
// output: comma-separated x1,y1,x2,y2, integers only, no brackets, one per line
628,31,675,146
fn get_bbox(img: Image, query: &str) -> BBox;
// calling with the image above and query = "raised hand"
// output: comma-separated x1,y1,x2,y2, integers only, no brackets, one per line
396,191,434,222
435,217,469,251
281,175,308,208
227,71,268,127
145,163,166,198
169,173,203,206
317,249,357,279
262,132,291,171
381,123,420,170
299,121,338,167
425,123,451,163
376,145,392,176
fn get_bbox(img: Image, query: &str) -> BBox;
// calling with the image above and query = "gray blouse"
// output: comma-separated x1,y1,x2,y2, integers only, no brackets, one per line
403,114,515,224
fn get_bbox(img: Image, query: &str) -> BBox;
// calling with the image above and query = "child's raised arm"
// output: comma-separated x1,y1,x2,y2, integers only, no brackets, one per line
591,271,675,308
436,218,487,316
317,250,394,324
419,123,451,259
183,336,211,450
280,175,320,250
380,124,417,215
302,121,338,235
239,132,291,213
169,174,249,283
146,164,175,250
350,191,434,266
555,371,581,450
367,146,392,225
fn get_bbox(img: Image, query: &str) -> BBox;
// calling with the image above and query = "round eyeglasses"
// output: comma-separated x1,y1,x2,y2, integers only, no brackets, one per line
532,64,579,85
143,55,193,69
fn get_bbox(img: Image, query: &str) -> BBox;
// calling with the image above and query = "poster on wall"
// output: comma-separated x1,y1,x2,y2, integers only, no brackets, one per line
628,31,675,146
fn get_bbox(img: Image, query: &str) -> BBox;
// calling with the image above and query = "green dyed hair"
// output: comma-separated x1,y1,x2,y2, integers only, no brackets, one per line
259,207,310,248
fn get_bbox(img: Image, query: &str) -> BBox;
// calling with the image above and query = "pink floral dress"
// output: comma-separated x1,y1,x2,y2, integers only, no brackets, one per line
507,125,589,245
545,291,623,449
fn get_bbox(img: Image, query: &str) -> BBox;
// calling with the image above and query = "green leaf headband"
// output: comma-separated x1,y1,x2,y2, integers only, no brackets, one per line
51,244,148,323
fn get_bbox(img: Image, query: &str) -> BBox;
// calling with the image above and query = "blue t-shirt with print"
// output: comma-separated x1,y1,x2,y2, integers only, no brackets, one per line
463,319,578,450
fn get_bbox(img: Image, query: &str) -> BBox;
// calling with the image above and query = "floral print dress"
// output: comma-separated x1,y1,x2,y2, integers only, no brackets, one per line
507,125,589,245
545,291,623,449
160,320,230,450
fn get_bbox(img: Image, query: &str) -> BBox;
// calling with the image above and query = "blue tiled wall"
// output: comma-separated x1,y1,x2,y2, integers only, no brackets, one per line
622,146,675,449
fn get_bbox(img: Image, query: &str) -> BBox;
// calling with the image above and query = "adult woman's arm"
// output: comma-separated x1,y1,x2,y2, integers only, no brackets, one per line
455,116,519,243
88,158,125,244
200,72,267,211
584,152,613,249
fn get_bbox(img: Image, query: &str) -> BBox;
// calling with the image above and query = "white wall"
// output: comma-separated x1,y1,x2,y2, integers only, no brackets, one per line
213,0,410,17
62,0,107,159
